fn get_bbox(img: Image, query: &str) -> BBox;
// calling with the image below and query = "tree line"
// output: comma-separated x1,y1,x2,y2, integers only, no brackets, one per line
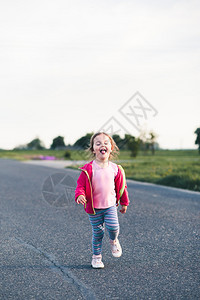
73,132,159,156
14,132,159,156
14,127,200,156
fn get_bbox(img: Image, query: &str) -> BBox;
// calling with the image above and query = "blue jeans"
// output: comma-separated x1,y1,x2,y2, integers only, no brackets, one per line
88,206,119,255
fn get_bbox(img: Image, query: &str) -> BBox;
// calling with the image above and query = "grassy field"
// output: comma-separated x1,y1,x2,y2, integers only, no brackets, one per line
0,149,199,192
117,151,200,192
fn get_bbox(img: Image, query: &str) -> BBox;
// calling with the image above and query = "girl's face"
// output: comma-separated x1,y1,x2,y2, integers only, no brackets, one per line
93,134,112,161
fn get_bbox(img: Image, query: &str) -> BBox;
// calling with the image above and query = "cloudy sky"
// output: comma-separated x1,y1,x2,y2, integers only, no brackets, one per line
0,0,199,149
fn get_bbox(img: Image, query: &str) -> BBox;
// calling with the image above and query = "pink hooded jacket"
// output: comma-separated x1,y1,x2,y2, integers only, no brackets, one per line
75,161,130,215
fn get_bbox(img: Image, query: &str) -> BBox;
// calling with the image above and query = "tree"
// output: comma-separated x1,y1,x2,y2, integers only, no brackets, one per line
51,136,66,149
138,130,149,153
112,134,125,149
27,138,45,150
195,128,200,154
124,134,140,157
139,129,158,155
73,133,93,149
148,131,158,155
13,144,28,150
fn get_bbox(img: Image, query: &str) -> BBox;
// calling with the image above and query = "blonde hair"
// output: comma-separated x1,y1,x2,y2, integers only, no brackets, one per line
87,132,119,160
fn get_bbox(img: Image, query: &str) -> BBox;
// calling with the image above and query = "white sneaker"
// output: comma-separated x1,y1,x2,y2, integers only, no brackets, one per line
91,254,104,269
110,238,122,258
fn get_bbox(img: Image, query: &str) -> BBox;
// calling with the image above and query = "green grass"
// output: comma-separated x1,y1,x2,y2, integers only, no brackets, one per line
0,149,199,192
119,154,200,192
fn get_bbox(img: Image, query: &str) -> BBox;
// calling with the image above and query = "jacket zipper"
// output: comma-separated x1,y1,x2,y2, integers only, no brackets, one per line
118,165,126,197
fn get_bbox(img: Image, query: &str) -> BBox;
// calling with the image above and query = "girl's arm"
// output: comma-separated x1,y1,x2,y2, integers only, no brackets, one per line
116,165,130,207
119,187,129,214
120,186,129,206
75,171,87,203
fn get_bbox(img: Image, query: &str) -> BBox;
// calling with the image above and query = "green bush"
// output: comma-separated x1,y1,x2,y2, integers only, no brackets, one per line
64,150,71,159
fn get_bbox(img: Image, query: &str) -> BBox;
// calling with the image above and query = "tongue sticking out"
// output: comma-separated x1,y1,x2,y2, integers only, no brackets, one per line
100,149,106,154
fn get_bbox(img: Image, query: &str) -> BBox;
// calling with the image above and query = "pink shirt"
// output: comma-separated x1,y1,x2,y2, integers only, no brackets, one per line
92,160,118,209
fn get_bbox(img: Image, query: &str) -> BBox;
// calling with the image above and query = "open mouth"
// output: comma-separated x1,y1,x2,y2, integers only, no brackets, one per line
100,148,107,154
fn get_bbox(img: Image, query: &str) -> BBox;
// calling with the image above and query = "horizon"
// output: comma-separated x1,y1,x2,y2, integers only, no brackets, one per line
0,133,198,152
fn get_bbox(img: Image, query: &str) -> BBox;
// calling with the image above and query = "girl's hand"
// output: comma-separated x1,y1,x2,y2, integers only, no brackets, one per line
77,195,87,205
120,205,127,214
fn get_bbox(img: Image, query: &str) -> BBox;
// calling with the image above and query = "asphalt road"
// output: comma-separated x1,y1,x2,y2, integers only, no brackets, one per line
0,158,199,300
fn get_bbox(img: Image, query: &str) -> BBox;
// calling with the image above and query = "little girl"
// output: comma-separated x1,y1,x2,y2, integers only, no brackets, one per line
75,132,129,268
